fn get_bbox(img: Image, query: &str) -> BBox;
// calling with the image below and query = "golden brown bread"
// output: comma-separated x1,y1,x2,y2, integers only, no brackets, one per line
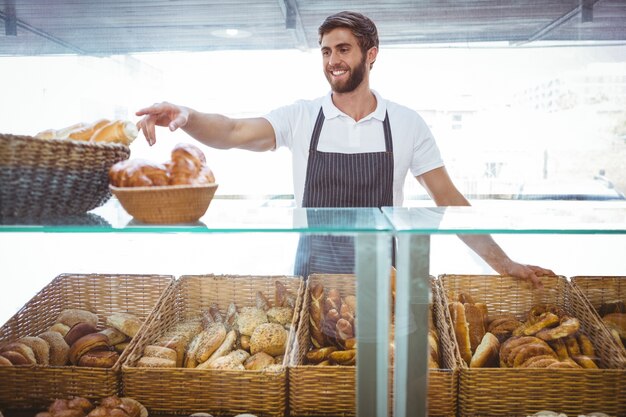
77,349,119,368
521,312,560,336
464,303,486,353
329,349,356,366
49,323,70,337
198,329,237,368
1,341,37,365
548,338,570,361
68,333,110,365
0,355,12,366
136,356,176,368
237,307,268,337
0,350,29,365
64,322,98,346
244,351,275,370
98,327,128,346
510,342,556,367
143,345,177,362
67,119,110,141
194,324,227,363
267,306,294,327
309,283,325,349
90,120,138,146
169,143,215,185
469,332,499,368
106,312,142,338
603,313,626,339
449,301,472,366
305,346,338,364
535,316,580,341
572,354,599,369
35,122,86,140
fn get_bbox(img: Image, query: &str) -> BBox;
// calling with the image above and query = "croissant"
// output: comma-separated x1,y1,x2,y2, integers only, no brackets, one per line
68,119,110,141
169,143,215,185
109,159,169,187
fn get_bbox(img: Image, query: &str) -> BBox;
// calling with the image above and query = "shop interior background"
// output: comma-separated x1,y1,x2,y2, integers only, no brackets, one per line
1,2,625,323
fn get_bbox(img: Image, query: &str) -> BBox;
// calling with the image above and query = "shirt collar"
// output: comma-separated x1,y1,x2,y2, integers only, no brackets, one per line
322,89,387,122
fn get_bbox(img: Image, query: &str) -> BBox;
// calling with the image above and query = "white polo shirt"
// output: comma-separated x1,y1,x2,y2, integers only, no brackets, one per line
263,90,444,207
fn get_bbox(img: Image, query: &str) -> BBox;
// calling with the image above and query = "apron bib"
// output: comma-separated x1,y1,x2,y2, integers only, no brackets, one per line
294,107,394,278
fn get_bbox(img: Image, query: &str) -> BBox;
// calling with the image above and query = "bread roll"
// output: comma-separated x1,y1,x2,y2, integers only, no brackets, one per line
143,345,177,362
99,327,128,346
39,330,70,365
244,351,275,370
78,349,119,368
49,323,70,337
329,349,356,366
64,322,98,346
106,312,142,338
305,346,337,364
0,355,12,366
90,120,138,146
237,307,268,337
249,323,288,357
535,316,580,341
56,309,99,328
18,336,50,365
136,356,176,368
267,306,293,327
1,342,37,364
194,324,227,363
199,329,237,368
68,333,110,365
35,122,85,140
0,350,30,365
109,159,169,187
470,332,499,368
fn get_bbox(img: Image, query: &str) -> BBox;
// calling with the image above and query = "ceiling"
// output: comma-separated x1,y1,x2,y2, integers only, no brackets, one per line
1,0,626,56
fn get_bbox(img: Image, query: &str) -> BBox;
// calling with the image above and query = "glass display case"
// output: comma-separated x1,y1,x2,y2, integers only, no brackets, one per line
1,200,625,416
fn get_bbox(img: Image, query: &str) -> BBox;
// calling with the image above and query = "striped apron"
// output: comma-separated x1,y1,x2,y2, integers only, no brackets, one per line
294,107,394,278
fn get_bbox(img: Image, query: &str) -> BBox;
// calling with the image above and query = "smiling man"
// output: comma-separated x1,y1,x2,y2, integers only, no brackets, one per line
136,11,553,286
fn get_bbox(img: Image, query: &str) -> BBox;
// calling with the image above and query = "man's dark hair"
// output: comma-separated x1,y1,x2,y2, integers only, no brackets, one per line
318,11,379,59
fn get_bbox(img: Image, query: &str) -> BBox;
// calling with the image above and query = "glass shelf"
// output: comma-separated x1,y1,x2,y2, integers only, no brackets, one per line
382,203,626,234
0,199,392,233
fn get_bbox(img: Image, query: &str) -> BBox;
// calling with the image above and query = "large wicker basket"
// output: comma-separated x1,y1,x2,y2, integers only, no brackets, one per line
122,274,304,417
288,274,460,417
0,133,130,218
570,275,626,355
0,273,174,409
439,274,626,417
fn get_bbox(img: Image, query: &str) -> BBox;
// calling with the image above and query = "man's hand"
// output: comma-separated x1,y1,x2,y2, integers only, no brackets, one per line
498,261,555,289
136,102,190,146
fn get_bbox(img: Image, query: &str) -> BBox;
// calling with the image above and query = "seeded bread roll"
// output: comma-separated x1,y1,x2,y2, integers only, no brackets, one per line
237,307,268,337
56,309,99,328
250,323,288,357
143,345,177,362
267,306,293,327
18,336,50,365
136,356,176,368
39,331,70,365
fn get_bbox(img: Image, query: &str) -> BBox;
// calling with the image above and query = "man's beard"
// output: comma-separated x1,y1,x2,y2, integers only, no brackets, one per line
326,54,367,94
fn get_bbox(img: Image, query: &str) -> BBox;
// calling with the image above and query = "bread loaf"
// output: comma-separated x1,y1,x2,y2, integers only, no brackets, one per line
56,309,99,328
39,330,70,365
470,332,499,368
106,312,142,338
464,303,486,353
309,283,325,349
78,349,119,368
603,313,626,339
67,119,110,141
17,336,50,365
249,323,288,356
91,120,138,146
449,301,472,365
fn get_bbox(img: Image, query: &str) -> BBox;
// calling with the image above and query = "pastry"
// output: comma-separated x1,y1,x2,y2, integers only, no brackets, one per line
90,120,138,146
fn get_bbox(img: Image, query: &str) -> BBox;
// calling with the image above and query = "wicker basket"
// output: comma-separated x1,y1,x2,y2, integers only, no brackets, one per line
0,133,130,218
439,274,626,417
122,274,304,417
288,274,460,417
0,273,174,409
570,275,626,355
110,183,218,224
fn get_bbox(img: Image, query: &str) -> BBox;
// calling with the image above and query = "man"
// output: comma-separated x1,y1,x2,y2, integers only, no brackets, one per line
137,11,553,287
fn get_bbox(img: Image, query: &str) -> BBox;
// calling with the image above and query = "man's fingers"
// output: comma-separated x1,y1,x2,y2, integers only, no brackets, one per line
528,272,544,290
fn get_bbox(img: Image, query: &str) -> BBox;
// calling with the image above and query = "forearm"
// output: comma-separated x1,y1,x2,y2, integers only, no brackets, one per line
181,109,238,149
457,234,513,275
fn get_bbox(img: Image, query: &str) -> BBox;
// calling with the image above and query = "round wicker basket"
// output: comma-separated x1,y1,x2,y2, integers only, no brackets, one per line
0,133,130,218
110,183,218,224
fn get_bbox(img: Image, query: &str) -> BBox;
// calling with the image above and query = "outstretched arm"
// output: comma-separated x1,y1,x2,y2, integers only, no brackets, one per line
136,101,276,152
416,167,554,288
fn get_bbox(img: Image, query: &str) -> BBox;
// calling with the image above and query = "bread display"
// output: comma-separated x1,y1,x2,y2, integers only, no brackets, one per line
448,293,601,369
35,119,138,146
136,280,297,371
32,395,147,417
109,142,215,187
0,308,142,368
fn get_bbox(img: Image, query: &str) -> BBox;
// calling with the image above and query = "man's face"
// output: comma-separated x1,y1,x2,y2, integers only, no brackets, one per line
320,28,370,94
